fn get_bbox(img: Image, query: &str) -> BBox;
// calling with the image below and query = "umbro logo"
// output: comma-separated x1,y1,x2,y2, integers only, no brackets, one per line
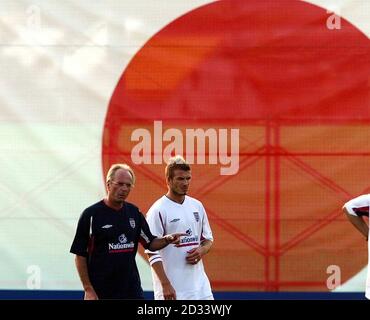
170,218,180,223
102,224,113,229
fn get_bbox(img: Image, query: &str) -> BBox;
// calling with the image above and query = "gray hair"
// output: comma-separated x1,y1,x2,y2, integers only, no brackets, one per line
106,163,136,186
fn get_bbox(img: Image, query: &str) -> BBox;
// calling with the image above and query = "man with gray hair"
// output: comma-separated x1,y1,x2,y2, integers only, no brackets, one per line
146,155,214,300
70,163,186,300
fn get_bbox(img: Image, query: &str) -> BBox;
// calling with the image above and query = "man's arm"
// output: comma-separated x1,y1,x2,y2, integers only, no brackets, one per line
185,239,213,264
75,255,98,300
343,207,369,240
148,233,186,251
147,253,177,300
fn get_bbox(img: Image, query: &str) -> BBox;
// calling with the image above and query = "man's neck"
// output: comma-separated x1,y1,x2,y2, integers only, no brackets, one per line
104,197,124,211
166,191,185,204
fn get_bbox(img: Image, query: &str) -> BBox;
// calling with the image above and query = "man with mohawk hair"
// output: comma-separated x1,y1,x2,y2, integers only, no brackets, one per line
146,155,214,300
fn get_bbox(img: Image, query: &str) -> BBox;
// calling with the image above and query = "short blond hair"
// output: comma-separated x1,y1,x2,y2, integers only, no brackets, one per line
106,163,136,186
165,155,191,179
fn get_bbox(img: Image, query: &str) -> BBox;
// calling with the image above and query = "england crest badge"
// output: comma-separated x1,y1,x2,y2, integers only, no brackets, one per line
129,218,136,229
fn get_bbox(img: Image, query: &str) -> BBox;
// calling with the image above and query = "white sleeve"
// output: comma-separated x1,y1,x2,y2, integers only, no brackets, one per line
145,207,165,260
343,194,370,216
200,203,213,242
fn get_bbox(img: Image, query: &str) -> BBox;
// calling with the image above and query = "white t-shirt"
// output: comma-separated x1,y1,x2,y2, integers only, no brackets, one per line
343,194,370,299
146,195,214,300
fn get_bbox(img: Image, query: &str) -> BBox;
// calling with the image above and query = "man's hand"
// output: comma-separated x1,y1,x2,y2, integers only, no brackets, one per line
185,247,203,265
149,233,187,251
84,286,98,300
185,240,213,264
164,233,187,245
162,281,177,300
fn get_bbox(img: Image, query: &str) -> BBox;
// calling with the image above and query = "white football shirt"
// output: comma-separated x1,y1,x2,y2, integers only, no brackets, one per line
146,195,214,300
343,194,370,299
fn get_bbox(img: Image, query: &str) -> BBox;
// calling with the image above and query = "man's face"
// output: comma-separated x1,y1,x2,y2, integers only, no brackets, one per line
168,169,191,196
107,169,133,204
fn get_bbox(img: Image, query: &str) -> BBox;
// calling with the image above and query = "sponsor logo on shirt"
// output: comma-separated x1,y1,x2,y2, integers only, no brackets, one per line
180,235,199,244
178,228,198,245
193,212,199,222
119,233,127,243
108,242,135,251
108,233,135,252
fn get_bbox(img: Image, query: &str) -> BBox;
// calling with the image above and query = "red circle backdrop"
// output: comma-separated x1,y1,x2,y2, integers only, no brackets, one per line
103,0,370,291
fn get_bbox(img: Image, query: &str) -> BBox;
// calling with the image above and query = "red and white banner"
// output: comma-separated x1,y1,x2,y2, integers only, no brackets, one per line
0,0,369,292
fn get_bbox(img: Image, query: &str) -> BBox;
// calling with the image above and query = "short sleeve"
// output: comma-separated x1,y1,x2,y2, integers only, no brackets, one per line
343,194,370,217
145,207,165,255
70,210,91,257
139,212,156,250
200,203,213,242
